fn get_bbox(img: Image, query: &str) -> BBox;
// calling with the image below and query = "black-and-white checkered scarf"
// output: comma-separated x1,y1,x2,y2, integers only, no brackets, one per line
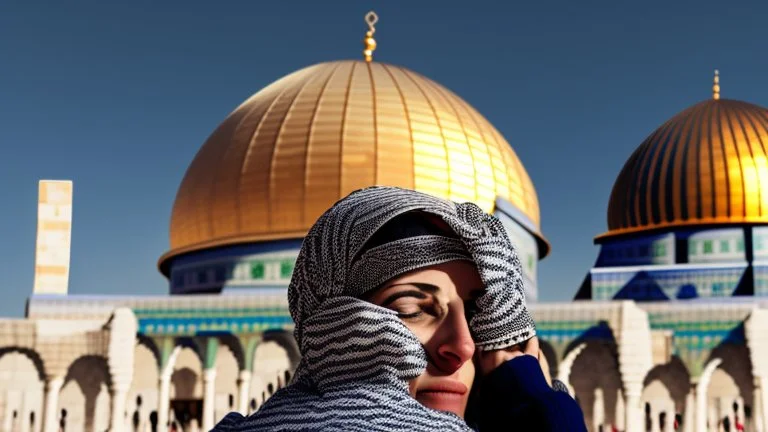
214,186,535,431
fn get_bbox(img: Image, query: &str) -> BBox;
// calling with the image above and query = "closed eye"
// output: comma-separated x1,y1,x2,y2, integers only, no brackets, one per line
376,282,443,321
381,289,427,306
384,291,429,320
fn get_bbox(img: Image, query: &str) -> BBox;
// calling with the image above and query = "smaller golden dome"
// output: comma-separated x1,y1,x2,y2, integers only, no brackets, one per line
600,98,768,239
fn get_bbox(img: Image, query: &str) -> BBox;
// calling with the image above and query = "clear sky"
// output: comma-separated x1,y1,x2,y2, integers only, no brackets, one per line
1,1,766,317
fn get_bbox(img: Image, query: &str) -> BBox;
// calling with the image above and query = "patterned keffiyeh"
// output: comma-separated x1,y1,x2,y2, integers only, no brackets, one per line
214,186,536,431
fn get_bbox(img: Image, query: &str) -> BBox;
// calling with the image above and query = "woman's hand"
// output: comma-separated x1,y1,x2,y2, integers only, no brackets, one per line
475,337,552,386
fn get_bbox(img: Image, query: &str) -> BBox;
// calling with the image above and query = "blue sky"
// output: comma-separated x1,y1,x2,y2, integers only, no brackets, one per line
1,1,766,317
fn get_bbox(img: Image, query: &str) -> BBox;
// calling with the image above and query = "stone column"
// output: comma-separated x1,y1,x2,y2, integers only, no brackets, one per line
19,395,29,432
616,301,654,432
157,372,172,432
708,399,717,432
755,378,767,432
615,389,625,432
237,370,252,415
202,368,217,430
4,393,13,432
594,388,605,432
683,385,695,432
41,377,63,432
106,308,137,432
557,343,586,397
624,384,643,432
695,381,708,432
155,341,182,432
651,403,661,432
745,309,768,432
694,359,723,432
110,383,130,432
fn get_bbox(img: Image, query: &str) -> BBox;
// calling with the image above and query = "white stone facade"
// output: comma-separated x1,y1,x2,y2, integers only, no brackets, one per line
1,298,765,431
0,306,296,432
531,300,768,432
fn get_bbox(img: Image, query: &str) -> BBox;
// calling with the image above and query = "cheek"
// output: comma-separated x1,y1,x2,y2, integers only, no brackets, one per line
408,376,419,397
458,357,476,389
402,323,434,398
401,322,435,346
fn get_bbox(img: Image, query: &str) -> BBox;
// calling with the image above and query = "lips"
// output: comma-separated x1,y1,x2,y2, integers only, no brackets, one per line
417,380,468,395
415,380,469,416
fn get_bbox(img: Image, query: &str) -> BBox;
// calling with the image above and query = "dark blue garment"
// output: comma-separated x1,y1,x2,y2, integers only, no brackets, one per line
472,355,587,431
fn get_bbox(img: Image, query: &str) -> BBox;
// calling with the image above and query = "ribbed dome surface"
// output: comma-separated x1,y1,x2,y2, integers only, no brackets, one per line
601,99,768,239
161,60,544,268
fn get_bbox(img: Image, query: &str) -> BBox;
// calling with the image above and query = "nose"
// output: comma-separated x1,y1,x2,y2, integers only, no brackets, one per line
431,307,475,374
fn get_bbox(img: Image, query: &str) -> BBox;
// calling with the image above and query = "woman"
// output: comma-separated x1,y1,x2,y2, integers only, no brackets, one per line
215,186,586,431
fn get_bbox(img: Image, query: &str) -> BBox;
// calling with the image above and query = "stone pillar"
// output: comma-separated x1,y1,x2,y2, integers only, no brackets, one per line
19,395,29,432
695,381,708,432
202,368,217,430
157,372,172,432
110,384,130,432
745,309,768,432
41,377,63,432
615,389,625,432
683,386,695,432
237,370,252,415
625,384,643,432
708,399,717,432
616,301,654,432
694,359,723,432
106,308,137,432
557,343,587,397
154,340,182,432
755,378,767,432
4,392,14,432
593,388,605,432
651,403,661,432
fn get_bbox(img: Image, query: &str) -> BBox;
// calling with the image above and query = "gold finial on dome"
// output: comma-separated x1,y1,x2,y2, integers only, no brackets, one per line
713,69,720,100
363,11,378,62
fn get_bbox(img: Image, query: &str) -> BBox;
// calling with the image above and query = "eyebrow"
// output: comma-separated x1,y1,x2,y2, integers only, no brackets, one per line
387,282,439,293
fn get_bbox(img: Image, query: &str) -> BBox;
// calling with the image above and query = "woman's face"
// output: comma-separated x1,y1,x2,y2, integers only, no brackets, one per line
366,260,482,418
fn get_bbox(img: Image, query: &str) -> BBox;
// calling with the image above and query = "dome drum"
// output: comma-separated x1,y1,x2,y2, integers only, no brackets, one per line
165,240,302,295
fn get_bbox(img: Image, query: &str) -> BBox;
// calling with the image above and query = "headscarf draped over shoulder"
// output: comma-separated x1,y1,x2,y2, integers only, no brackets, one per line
214,186,535,432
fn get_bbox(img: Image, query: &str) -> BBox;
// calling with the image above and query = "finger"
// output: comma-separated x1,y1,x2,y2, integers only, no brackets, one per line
524,336,539,356
538,350,552,386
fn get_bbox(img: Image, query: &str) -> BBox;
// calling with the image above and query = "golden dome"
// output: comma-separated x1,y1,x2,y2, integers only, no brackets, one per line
600,98,768,240
160,60,545,272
